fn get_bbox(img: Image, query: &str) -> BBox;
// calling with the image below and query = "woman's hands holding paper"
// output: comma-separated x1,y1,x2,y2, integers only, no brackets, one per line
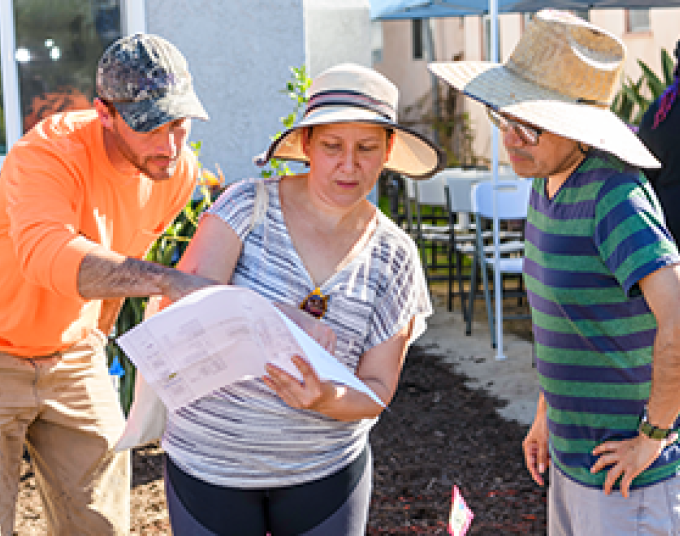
274,303,336,354
263,355,338,413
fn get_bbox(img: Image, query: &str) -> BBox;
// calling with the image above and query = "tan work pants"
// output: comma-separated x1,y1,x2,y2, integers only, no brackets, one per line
0,331,130,536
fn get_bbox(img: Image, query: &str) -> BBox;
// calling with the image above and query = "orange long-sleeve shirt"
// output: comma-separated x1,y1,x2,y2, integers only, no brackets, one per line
0,110,197,356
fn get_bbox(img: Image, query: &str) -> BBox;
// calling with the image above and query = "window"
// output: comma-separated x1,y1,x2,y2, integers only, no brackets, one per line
571,9,589,21
371,20,383,64
0,1,142,158
412,19,434,61
627,9,650,33
14,0,122,134
412,19,424,60
482,15,500,61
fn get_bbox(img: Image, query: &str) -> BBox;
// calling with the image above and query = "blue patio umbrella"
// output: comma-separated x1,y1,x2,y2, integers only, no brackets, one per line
371,0,680,17
370,0,479,19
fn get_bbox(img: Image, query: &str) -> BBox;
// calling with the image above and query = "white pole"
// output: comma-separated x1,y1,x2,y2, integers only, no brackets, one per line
489,0,505,360
122,0,147,35
1,2,22,152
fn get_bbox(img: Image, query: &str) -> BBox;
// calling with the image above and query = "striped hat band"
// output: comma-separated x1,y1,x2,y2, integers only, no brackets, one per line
304,90,396,121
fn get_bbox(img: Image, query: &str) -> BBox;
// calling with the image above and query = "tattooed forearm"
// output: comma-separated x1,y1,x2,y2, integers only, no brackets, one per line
78,250,169,299
77,246,218,302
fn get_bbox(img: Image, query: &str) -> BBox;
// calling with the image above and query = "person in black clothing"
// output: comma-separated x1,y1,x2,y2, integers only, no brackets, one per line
637,40,680,244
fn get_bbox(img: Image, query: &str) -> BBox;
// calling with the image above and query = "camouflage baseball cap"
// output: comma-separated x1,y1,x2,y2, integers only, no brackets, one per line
96,33,209,132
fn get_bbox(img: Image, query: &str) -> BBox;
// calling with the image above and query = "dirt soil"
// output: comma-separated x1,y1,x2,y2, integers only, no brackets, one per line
15,343,546,535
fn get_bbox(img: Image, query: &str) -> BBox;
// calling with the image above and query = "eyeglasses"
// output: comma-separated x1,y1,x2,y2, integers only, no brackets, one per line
486,107,543,146
299,288,329,319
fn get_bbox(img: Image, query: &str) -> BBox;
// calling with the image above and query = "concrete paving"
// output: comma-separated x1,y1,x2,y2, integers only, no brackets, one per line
415,296,539,427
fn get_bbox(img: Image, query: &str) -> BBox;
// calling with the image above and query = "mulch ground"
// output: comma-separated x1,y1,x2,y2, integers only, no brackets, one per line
367,346,546,535
16,342,546,535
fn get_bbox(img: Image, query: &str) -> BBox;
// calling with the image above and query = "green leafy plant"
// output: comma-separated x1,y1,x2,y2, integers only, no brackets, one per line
106,67,312,414
259,65,311,178
611,48,675,126
106,140,223,413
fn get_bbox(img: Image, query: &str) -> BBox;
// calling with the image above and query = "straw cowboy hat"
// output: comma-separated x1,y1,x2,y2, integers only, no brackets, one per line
428,9,660,169
255,63,446,179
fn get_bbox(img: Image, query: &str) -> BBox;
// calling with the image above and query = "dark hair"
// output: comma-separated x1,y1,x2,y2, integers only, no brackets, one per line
98,98,117,117
306,125,394,144
674,40,680,78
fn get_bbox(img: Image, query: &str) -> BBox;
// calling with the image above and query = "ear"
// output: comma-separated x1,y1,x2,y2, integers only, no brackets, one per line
301,127,312,159
94,98,114,130
384,131,396,164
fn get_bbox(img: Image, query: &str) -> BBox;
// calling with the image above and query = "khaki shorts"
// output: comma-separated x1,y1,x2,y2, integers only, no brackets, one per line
549,463,680,536
0,331,130,536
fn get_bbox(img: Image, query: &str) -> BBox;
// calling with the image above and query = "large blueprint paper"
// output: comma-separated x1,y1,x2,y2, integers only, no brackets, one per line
116,285,383,412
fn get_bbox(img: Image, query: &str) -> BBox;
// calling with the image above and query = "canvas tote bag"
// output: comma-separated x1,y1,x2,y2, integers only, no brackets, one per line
114,180,269,451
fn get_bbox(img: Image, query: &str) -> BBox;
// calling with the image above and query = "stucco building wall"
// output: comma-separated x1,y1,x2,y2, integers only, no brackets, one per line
376,18,465,134
145,0,306,182
145,0,374,184
304,0,371,77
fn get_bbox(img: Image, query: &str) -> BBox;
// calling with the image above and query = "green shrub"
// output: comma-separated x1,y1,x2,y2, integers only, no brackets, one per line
611,48,674,126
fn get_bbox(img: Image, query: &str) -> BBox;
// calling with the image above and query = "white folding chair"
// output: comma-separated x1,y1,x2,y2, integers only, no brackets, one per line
403,175,450,286
442,175,481,315
466,179,532,348
442,171,521,316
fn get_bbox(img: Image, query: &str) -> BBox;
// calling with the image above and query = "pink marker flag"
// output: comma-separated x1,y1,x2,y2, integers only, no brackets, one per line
448,485,474,536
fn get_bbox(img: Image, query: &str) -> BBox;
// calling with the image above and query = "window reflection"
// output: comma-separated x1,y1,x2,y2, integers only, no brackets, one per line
14,0,121,133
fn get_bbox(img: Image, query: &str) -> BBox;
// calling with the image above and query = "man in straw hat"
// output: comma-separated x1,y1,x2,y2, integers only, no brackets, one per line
430,10,680,535
0,34,213,535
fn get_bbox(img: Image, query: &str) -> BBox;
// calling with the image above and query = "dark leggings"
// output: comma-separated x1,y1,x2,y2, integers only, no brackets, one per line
164,448,371,536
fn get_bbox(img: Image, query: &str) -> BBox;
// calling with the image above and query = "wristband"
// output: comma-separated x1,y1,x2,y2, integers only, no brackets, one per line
638,406,677,441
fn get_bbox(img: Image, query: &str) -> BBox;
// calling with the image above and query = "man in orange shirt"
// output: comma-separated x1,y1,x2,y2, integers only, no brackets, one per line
0,34,214,535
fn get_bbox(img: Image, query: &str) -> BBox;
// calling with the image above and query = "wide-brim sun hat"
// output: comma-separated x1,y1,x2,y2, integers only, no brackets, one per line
254,63,446,179
428,9,660,169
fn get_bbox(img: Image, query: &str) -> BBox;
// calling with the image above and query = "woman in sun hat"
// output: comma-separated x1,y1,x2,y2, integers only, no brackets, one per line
160,63,444,535
431,10,680,536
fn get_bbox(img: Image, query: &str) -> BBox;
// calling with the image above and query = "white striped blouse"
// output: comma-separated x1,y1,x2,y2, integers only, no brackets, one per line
163,177,432,488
